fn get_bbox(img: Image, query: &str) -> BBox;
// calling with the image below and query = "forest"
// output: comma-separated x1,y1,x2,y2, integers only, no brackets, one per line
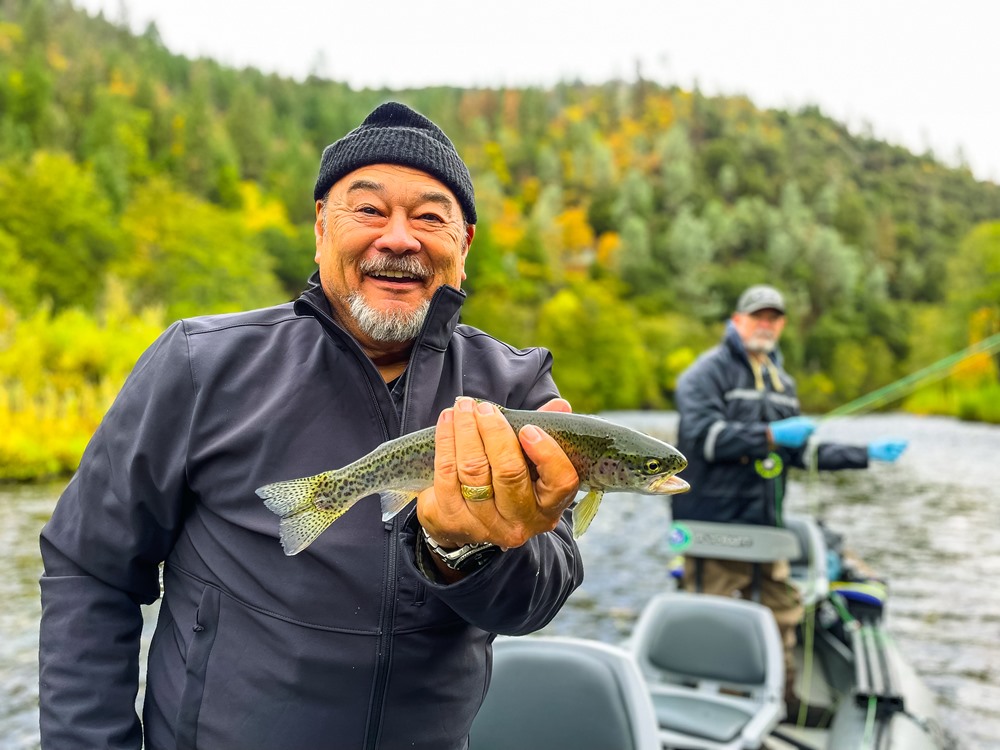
1,0,1000,480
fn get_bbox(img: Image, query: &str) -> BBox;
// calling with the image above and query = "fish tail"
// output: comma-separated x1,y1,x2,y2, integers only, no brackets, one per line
256,472,349,556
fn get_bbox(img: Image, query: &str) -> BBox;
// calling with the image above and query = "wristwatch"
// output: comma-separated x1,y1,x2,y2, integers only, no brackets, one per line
422,528,502,573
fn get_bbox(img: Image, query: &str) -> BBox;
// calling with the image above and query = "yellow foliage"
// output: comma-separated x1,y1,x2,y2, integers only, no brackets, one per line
663,347,697,391
491,199,526,250
969,306,999,343
170,114,185,157
0,293,165,480
108,68,135,97
521,177,541,208
239,182,295,235
7,68,23,95
46,42,69,72
0,22,24,53
564,104,588,124
642,97,675,129
484,142,512,186
557,207,595,253
595,232,621,269
952,352,996,385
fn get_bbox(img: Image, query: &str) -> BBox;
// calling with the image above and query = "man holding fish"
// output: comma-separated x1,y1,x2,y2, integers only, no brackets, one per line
38,102,687,749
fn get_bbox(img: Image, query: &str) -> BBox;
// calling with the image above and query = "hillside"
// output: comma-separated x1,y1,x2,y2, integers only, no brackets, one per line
1,0,999,477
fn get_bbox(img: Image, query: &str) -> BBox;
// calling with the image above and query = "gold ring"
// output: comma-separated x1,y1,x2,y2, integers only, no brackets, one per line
460,483,495,501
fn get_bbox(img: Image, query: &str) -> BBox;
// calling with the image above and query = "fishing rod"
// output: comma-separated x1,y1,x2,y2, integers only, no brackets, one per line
819,331,1000,421
800,331,1000,514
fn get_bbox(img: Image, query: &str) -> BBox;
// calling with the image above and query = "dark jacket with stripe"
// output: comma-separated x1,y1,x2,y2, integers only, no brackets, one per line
38,279,583,750
671,323,867,527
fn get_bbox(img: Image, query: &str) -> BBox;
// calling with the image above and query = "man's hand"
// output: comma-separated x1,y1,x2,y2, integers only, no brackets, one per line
416,397,580,555
768,416,816,448
868,438,908,463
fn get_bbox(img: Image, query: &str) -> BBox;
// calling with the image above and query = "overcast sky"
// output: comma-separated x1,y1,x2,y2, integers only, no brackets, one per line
75,0,1000,183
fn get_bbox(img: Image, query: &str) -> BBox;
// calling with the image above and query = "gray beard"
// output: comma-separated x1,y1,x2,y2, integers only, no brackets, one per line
745,336,777,354
345,293,430,343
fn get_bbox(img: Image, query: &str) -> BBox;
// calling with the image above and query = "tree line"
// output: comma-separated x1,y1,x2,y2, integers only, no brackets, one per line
1,0,999,479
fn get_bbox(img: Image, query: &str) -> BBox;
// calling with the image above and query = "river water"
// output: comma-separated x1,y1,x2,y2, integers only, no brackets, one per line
1,413,998,749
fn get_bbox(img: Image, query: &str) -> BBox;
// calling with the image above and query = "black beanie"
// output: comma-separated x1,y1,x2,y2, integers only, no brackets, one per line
313,102,477,224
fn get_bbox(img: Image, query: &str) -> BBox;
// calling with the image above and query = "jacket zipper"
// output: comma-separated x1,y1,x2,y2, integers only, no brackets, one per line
297,295,401,748
364,518,400,749
298,287,460,747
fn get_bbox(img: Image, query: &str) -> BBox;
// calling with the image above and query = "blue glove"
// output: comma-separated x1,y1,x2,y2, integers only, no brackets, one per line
868,438,908,462
768,416,816,448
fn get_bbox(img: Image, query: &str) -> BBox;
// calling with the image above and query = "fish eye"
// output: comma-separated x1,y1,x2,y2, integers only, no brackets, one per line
643,458,662,474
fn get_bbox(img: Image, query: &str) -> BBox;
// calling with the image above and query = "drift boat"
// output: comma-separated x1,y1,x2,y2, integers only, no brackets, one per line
470,513,946,750
649,514,947,749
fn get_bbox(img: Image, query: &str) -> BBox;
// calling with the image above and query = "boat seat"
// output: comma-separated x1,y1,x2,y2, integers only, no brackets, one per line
674,520,802,604
630,591,786,749
469,635,661,750
784,514,830,606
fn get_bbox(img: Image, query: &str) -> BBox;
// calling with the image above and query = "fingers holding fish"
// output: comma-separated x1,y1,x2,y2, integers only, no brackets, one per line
415,403,494,548
476,403,580,544
452,397,495,495
528,397,579,518
536,397,572,414
515,423,580,523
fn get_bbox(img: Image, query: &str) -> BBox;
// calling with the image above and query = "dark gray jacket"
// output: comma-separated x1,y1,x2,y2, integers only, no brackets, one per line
39,280,583,750
671,323,867,526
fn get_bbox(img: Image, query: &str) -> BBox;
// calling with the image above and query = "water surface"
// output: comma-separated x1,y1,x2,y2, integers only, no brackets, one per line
2,414,997,749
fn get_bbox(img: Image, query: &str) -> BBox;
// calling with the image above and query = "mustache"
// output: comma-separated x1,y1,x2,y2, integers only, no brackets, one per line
358,255,429,279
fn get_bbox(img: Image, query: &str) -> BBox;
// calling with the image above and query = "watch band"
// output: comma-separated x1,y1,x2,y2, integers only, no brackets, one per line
422,528,501,573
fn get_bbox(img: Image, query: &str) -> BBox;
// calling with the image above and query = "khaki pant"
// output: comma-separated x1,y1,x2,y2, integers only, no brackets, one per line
683,556,803,700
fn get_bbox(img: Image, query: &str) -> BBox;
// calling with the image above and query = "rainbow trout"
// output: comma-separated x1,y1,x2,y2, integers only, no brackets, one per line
256,407,688,555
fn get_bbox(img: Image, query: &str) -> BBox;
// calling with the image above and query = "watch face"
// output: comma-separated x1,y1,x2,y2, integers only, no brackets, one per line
453,545,502,573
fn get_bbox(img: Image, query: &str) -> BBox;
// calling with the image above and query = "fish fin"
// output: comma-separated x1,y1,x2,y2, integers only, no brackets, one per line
277,506,345,556
256,472,348,556
256,473,330,517
572,489,605,538
380,490,418,521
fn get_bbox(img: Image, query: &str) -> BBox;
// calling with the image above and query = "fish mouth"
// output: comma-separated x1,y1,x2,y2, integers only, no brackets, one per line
650,474,690,495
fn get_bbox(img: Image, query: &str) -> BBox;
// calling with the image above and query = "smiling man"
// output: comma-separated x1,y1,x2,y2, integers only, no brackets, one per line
39,102,584,750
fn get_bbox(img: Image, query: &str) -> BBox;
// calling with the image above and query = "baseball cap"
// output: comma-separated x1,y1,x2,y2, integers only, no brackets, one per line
735,285,785,315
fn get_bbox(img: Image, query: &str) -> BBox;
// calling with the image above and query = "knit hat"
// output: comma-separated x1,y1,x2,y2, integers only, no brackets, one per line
313,102,477,224
736,284,786,314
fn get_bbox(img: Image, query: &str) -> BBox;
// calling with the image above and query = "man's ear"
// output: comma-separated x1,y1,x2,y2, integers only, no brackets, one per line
460,225,476,281
314,201,325,263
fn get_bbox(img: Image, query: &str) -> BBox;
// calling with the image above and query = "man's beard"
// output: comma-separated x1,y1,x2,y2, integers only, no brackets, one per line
745,334,777,354
345,293,430,343
343,255,433,343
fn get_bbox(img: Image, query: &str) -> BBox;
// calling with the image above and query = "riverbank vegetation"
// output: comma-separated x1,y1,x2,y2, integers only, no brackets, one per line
1,0,999,480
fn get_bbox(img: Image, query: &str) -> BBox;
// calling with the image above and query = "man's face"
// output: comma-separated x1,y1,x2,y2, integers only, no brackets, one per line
314,164,475,350
732,309,786,354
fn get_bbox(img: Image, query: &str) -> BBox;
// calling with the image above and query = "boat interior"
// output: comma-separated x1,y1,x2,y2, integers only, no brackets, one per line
470,514,943,750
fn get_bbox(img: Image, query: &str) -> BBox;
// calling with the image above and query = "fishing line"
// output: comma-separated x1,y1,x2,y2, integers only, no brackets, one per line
820,331,1000,421
800,331,1000,516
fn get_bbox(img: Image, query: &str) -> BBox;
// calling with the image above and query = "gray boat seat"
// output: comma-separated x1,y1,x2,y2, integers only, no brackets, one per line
784,514,830,606
469,635,661,750
678,520,802,563
630,591,785,749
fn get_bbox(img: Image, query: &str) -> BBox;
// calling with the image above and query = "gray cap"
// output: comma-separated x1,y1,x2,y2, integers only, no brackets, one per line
313,102,477,224
736,285,785,314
